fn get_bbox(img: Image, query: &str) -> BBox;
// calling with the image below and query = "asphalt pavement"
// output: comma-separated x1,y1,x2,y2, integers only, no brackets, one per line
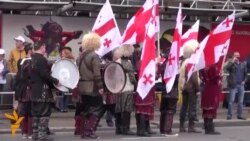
0,126,250,141
0,104,250,134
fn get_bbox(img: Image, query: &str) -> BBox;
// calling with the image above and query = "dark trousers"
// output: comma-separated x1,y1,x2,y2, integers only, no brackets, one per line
80,95,105,138
31,102,52,140
80,95,105,118
160,97,177,134
104,104,115,122
180,90,198,122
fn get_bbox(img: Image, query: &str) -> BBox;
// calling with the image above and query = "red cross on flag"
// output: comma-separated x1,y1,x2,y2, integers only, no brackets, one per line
136,4,158,99
194,12,235,73
92,0,121,57
121,0,159,45
180,20,199,57
163,3,183,93
186,36,209,81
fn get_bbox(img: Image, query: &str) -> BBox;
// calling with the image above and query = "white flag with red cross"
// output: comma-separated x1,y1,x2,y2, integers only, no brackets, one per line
163,3,183,93
92,0,121,57
194,12,235,73
186,35,209,81
180,20,200,57
136,3,158,99
121,0,159,45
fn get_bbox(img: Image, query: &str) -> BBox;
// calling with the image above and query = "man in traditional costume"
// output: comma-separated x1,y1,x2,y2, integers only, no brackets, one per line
178,40,201,133
159,53,179,136
200,63,221,135
15,43,33,139
115,44,137,135
30,41,60,141
78,32,105,139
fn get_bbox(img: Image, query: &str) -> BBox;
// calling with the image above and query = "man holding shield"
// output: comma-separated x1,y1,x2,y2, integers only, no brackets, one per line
30,41,60,141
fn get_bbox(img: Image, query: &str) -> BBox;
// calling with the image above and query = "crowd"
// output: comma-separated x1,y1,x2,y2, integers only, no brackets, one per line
0,33,248,141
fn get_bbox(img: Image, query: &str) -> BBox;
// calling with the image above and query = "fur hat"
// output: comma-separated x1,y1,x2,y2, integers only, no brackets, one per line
112,48,122,60
182,40,199,59
118,44,134,57
81,32,101,51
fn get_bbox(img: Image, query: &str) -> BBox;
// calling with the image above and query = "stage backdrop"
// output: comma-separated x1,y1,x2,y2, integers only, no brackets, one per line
212,23,250,60
2,14,209,58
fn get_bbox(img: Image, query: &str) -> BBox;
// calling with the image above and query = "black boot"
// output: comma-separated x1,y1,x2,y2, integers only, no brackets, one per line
115,112,122,135
136,114,150,137
204,118,209,134
122,111,135,135
206,118,220,135
160,112,166,134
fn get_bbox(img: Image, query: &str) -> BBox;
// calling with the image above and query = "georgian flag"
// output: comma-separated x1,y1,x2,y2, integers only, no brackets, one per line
92,0,121,57
189,12,235,79
164,3,183,93
136,3,158,100
180,20,199,57
121,0,159,45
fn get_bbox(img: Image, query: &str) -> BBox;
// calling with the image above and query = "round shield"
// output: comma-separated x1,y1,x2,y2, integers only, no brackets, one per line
51,58,79,90
104,62,126,94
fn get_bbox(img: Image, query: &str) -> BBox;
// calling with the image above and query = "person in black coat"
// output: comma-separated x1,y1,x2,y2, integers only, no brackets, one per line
30,41,60,141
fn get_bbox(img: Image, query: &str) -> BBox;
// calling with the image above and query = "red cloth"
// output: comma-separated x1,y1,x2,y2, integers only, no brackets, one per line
200,64,221,118
202,109,217,119
134,87,155,120
103,92,116,105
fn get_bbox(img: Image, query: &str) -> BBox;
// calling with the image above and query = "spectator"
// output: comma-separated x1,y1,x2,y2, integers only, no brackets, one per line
225,52,247,120
8,35,26,73
0,48,9,103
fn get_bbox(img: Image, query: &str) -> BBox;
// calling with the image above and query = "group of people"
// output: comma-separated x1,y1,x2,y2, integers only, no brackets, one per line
2,31,247,141
7,35,74,141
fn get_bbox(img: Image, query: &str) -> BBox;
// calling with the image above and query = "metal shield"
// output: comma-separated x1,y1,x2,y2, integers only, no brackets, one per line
104,62,126,94
51,58,79,90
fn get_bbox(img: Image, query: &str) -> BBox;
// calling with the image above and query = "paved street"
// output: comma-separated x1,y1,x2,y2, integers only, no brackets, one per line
1,105,250,141
1,126,250,141
1,105,250,134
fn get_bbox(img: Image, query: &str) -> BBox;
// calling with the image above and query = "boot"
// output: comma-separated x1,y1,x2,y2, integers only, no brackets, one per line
179,120,186,132
87,115,99,139
136,114,150,137
39,117,50,140
122,111,136,135
188,120,201,133
115,112,122,135
74,116,82,135
81,116,88,139
163,111,176,136
145,120,156,134
206,118,220,135
81,115,99,139
204,118,209,134
32,117,39,140
159,112,166,134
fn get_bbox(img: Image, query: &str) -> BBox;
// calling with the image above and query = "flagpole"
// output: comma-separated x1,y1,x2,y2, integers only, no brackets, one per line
157,29,160,57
